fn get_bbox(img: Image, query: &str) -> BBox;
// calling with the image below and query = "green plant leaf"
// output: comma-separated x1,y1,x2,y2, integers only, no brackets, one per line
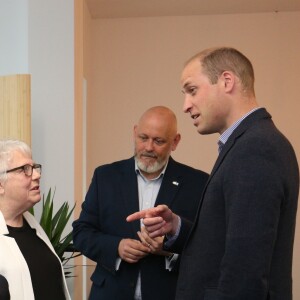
29,187,80,277
40,188,54,237
51,203,69,246
56,232,74,260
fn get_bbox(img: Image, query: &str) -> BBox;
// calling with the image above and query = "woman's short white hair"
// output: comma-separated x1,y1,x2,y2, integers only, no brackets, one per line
0,139,32,182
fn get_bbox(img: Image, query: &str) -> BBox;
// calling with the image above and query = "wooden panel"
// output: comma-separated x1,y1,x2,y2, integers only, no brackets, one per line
0,74,31,146
74,0,84,298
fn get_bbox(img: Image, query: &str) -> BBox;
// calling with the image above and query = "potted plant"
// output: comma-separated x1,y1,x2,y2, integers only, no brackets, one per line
29,188,81,277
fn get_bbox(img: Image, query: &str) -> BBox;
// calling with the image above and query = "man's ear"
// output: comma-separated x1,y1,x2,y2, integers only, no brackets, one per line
221,71,235,92
171,133,181,151
133,125,138,138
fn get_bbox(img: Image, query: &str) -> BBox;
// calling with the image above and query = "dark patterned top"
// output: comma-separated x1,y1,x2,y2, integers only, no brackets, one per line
7,220,66,300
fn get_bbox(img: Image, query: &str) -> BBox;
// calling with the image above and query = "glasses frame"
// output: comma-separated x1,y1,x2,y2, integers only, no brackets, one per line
6,163,42,177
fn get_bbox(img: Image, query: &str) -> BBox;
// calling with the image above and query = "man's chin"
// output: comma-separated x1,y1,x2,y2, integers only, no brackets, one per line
141,159,157,168
140,164,157,173
140,163,166,175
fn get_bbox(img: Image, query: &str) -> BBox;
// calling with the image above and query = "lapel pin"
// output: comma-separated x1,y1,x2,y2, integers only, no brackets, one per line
172,181,179,186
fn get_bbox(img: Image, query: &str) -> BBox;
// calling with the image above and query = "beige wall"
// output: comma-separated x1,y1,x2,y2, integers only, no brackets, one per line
81,10,300,298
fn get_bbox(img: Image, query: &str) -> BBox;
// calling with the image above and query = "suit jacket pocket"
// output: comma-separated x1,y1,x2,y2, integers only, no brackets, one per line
204,287,218,300
90,270,106,287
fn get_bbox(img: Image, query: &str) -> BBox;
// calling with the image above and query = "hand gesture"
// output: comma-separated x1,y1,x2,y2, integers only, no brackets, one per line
127,205,179,238
137,226,172,256
118,238,150,263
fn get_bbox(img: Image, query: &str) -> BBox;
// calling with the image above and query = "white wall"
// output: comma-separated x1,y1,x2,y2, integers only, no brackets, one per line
0,0,75,296
28,0,74,216
0,0,28,75
28,0,75,294
0,0,75,217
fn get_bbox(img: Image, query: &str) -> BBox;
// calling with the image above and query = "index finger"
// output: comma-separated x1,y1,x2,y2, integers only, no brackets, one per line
127,205,169,222
126,210,147,222
127,206,162,222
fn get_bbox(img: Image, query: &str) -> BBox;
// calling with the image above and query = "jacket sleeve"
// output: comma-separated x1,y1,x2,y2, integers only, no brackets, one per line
72,169,123,274
164,217,193,254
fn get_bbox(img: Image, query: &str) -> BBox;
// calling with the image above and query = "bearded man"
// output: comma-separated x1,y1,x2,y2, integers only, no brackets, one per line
73,106,208,300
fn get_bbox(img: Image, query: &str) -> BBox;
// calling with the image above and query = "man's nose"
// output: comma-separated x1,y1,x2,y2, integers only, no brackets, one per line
183,95,192,113
145,139,154,151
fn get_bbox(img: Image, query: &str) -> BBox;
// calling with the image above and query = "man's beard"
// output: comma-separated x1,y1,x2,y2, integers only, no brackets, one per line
135,153,167,175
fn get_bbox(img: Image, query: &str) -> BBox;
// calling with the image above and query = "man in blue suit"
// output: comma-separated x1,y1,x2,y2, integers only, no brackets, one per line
72,106,209,300
127,47,299,300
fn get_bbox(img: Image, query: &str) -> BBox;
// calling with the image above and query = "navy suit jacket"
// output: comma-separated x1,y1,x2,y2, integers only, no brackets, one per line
72,157,208,300
172,108,299,300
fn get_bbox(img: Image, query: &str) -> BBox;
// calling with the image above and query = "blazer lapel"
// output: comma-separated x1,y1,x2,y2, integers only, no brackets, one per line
119,158,141,234
155,158,181,208
193,108,272,222
211,108,271,176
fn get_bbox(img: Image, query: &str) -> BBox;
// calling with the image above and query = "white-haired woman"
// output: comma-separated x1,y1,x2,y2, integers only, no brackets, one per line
0,139,70,300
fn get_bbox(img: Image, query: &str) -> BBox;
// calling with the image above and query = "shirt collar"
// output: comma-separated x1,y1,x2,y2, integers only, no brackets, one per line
219,107,261,145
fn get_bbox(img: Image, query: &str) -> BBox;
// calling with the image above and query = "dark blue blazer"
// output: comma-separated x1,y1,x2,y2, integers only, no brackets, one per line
72,157,208,300
173,108,299,300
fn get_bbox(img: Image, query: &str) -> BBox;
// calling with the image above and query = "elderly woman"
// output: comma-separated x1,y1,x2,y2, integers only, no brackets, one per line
0,139,70,300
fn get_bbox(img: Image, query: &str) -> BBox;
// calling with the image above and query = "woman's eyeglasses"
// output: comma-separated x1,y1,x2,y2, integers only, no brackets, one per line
6,164,42,177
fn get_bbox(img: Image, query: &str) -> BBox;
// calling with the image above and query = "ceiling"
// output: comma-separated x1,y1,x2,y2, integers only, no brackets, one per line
86,0,300,19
